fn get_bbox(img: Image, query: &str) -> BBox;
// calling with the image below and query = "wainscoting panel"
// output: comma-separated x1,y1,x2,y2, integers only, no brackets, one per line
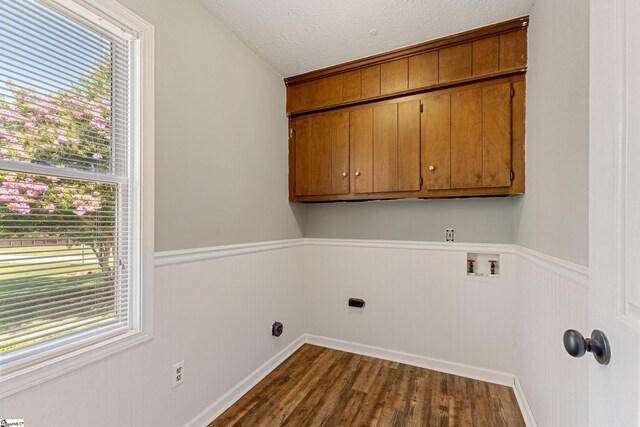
302,240,518,378
515,250,589,427
0,243,306,427
302,239,588,427
0,238,588,427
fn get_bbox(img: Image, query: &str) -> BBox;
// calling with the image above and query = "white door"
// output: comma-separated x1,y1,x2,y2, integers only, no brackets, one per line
589,0,640,425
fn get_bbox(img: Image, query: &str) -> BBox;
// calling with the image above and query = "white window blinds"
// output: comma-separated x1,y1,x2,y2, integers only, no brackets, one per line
0,0,136,369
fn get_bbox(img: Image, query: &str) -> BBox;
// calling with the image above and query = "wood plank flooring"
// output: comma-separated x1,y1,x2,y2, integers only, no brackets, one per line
209,344,525,427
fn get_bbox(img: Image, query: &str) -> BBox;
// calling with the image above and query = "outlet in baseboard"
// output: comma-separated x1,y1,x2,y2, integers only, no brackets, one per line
172,360,184,388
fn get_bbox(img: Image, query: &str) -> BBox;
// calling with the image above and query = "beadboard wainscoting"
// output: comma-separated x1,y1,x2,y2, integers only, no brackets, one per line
0,238,588,427
515,248,589,427
0,241,306,427
302,238,589,427
302,240,518,379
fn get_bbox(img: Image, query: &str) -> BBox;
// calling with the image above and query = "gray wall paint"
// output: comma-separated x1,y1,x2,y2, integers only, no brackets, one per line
119,0,303,252
303,198,515,243
513,0,590,266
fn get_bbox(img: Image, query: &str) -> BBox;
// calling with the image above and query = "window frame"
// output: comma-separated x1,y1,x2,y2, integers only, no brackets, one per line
0,0,154,399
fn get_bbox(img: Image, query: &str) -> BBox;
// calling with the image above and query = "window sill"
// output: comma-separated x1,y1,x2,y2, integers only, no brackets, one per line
0,329,152,399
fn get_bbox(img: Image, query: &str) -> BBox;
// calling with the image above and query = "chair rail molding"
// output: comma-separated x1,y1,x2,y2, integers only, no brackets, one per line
155,238,588,287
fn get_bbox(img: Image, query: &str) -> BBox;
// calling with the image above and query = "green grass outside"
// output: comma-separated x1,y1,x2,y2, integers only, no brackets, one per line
0,245,116,352
0,244,96,257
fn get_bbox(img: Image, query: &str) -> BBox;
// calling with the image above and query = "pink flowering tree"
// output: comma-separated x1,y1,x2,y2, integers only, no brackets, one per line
0,59,117,280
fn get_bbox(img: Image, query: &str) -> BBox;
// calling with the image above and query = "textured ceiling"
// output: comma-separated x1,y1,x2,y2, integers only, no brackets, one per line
200,0,535,77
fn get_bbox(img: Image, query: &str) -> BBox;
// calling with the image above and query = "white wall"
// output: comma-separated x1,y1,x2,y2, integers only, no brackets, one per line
0,245,305,426
513,0,590,266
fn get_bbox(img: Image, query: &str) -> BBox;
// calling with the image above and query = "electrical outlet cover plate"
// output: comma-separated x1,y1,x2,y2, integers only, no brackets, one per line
445,229,455,242
172,361,184,388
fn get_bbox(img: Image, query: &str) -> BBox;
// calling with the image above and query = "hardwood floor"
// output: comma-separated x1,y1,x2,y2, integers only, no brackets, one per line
209,344,525,427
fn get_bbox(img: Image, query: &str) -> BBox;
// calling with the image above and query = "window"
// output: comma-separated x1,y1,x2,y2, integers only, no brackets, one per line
0,0,153,397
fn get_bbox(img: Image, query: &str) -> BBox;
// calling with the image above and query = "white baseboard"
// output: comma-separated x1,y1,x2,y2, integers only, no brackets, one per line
186,334,305,427
304,334,514,386
514,376,538,427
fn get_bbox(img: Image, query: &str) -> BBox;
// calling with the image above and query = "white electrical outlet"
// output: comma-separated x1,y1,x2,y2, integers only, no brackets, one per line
445,229,455,242
172,360,184,388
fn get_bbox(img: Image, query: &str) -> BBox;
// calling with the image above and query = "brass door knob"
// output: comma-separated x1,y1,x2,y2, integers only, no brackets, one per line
355,171,361,176
428,165,435,171
342,172,347,177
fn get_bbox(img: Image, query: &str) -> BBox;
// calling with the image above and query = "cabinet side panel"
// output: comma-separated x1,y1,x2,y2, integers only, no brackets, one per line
451,89,483,188
423,94,452,190
294,118,311,195
511,79,526,193
331,112,351,194
373,103,399,192
287,85,299,115
483,83,512,187
397,100,421,191
351,108,374,193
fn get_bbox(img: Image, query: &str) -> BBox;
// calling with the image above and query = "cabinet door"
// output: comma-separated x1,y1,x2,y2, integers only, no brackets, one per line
451,88,484,188
294,111,349,196
423,93,452,190
371,99,421,193
482,83,512,187
350,108,374,193
451,83,513,189
397,100,421,191
424,81,513,191
373,103,398,192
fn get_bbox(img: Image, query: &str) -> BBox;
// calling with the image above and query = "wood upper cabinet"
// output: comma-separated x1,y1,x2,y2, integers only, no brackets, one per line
422,80,514,192
292,110,349,196
286,18,528,202
289,74,525,201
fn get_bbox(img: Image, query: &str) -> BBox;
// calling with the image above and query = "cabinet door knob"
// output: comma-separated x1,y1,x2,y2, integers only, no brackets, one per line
355,171,361,176
428,165,435,171
342,172,347,177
